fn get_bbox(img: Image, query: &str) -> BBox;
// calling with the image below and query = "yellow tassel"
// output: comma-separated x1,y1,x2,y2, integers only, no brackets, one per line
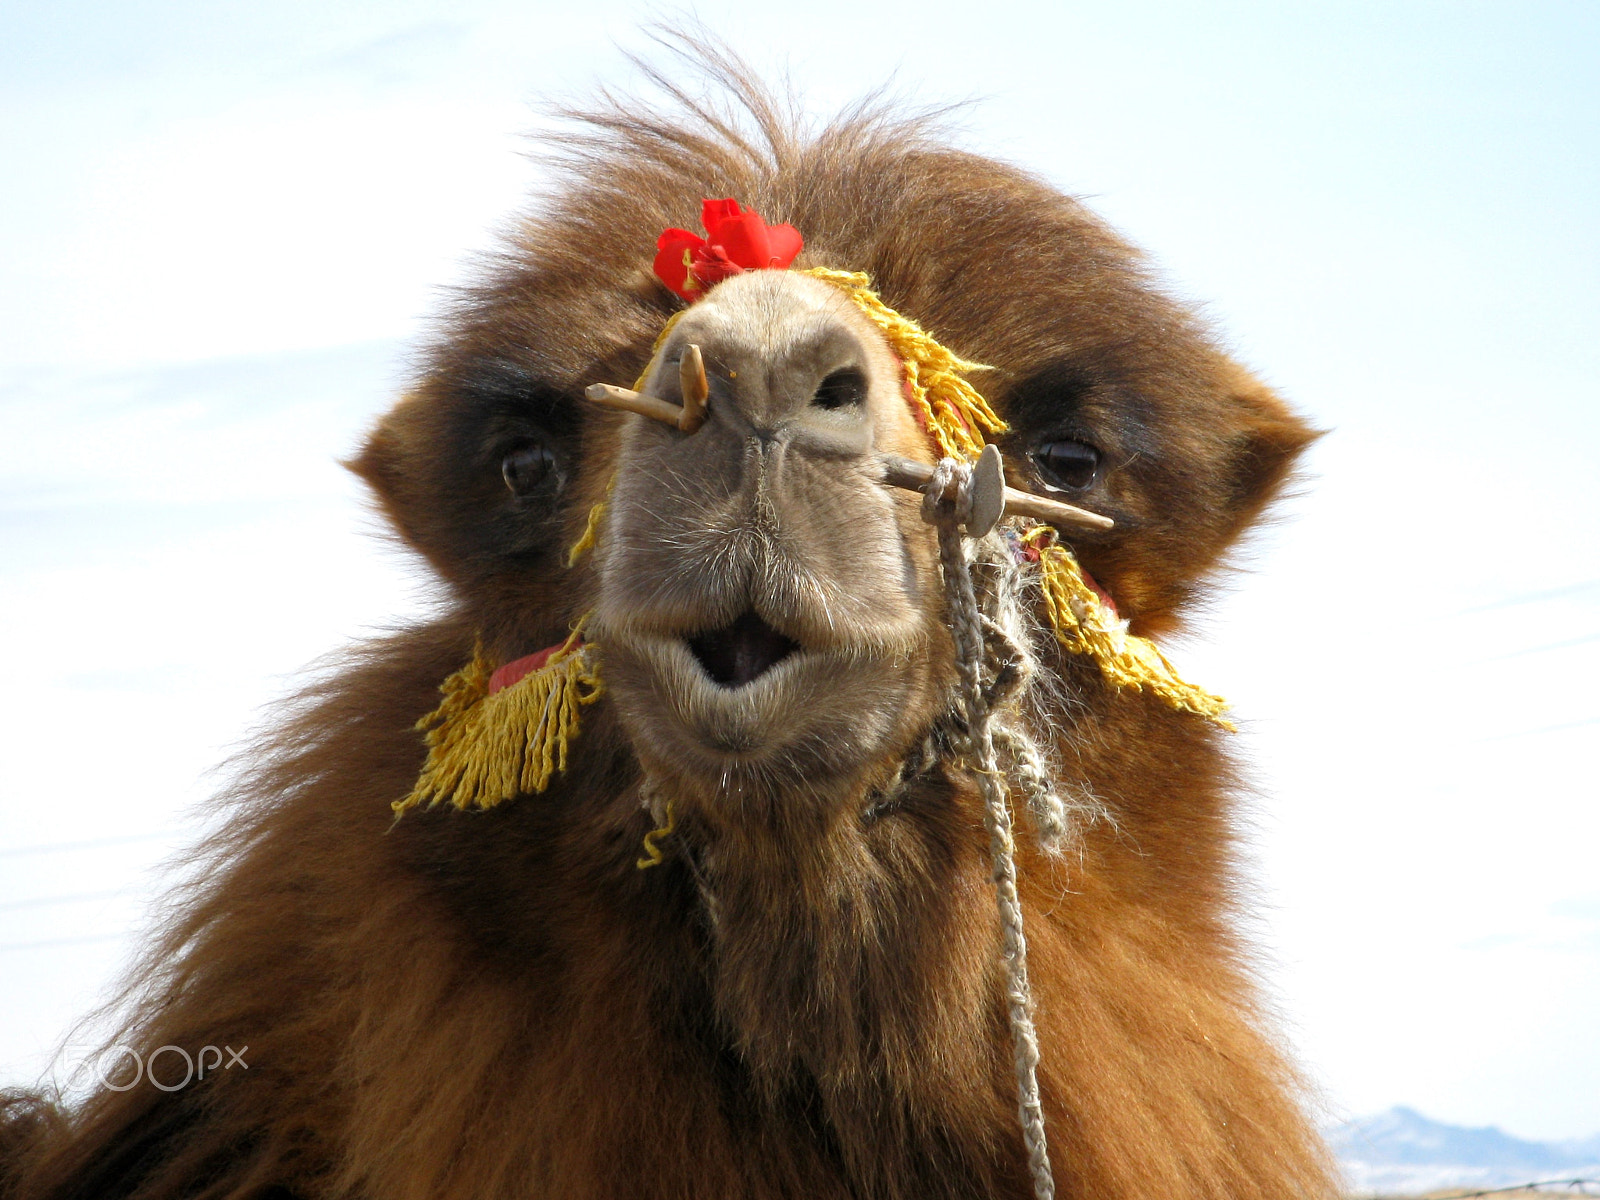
803,268,1008,461
1034,540,1232,727
394,622,605,815
635,800,676,869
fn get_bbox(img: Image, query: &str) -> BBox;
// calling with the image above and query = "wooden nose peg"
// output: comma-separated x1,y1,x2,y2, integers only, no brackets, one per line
678,344,708,434
584,343,710,434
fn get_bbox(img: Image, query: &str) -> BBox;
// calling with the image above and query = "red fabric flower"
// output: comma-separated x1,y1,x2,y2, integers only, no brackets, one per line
653,198,803,301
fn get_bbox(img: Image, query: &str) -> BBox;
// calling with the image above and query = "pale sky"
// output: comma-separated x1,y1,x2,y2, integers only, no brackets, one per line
2,0,1597,1144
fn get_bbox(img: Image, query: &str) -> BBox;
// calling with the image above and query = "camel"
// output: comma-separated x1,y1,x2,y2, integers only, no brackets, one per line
1,50,1338,1200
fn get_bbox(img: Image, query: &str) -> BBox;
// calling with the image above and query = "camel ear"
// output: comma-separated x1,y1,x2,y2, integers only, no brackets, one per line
1077,363,1321,640
1218,367,1322,542
346,371,584,592
346,390,452,568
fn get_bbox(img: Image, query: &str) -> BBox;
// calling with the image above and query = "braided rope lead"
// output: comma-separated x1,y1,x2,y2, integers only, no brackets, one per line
921,459,1056,1200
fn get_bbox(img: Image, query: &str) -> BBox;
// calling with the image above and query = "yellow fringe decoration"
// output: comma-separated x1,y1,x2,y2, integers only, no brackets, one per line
803,268,1008,461
394,622,604,815
1033,536,1232,727
635,800,676,870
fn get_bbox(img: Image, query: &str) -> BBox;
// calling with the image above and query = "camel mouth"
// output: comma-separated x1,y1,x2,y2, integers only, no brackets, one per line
599,616,928,787
685,611,800,689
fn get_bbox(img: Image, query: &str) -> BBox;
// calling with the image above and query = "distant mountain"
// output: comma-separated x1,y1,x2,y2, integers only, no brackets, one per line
1329,1106,1600,1195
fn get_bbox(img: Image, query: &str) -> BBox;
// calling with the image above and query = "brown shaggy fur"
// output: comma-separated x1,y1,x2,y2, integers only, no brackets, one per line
2,44,1337,1200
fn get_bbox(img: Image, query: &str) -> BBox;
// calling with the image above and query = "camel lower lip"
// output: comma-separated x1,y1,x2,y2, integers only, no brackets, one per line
686,611,799,688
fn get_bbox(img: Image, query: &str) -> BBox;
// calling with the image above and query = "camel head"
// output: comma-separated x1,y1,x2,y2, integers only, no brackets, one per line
355,153,1314,847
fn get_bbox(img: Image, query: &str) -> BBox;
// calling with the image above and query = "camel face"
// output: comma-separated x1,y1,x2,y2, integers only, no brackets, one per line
595,272,948,801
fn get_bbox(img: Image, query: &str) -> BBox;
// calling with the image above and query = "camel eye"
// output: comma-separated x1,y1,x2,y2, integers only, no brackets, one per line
812,369,866,410
501,442,556,497
1032,439,1100,491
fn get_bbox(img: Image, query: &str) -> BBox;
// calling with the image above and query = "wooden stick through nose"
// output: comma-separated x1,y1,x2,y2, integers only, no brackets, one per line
586,343,710,434
584,383,685,427
879,453,1115,533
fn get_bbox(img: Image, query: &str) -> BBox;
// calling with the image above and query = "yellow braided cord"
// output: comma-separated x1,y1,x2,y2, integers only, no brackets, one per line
567,479,612,567
802,268,1007,460
635,800,677,869
634,308,687,389
394,620,604,815
1034,540,1232,727
621,301,678,867
568,312,686,569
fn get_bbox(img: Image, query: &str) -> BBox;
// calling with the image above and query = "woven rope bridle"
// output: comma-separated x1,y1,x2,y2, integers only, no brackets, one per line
922,457,1056,1200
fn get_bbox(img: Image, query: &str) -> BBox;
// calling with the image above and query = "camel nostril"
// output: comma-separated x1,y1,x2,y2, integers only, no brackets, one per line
686,611,799,688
